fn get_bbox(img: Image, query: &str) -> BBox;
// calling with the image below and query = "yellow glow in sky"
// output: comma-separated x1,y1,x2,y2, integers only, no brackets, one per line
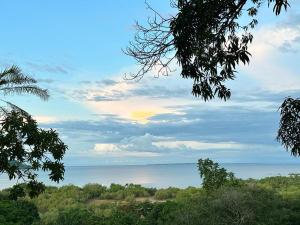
130,111,156,124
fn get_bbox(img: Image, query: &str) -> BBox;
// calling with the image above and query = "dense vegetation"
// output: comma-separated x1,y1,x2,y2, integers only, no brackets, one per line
1,160,300,225
0,66,67,197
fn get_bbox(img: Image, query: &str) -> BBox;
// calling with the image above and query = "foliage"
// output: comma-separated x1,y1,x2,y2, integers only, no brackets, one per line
252,174,300,198
30,183,157,215
101,183,153,200
0,65,67,197
82,184,107,200
31,185,85,214
37,206,103,225
2,160,300,225
174,186,203,201
277,98,300,156
126,0,300,157
162,186,288,225
0,65,49,112
0,111,67,198
126,0,289,101
0,200,39,225
8,184,26,200
154,187,180,200
2,174,300,225
198,158,241,191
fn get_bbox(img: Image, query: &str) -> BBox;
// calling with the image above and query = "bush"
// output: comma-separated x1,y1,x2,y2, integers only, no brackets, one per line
164,186,289,225
99,184,154,200
38,206,104,225
82,184,107,200
175,187,203,202
154,187,180,200
2,174,300,225
0,200,39,225
109,184,125,193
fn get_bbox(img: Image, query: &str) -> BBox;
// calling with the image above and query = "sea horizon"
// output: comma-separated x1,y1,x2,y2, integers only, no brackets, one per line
63,162,300,167
1,163,300,190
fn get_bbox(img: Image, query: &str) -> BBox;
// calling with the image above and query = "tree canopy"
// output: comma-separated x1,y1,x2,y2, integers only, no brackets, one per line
126,0,299,156
0,66,67,197
126,0,289,100
0,110,67,198
277,98,300,157
198,158,240,191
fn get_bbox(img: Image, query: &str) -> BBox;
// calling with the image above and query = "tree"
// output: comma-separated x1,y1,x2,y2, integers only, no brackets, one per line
126,0,299,156
0,110,67,198
197,158,240,191
126,0,289,100
0,65,67,197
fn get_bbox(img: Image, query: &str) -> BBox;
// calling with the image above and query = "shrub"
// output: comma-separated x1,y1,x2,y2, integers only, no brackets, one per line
39,206,104,225
82,184,107,200
0,200,39,225
154,187,180,200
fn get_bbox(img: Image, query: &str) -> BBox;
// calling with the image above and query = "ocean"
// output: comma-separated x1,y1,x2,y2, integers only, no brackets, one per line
1,163,300,190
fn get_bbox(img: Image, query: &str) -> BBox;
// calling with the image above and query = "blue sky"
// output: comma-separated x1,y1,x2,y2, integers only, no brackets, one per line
1,0,300,165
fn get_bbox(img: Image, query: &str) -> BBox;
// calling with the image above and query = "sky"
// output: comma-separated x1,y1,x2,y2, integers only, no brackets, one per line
1,0,300,165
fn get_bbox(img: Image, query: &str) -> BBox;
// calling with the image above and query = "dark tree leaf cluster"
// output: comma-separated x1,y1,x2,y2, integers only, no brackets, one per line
126,0,289,101
0,111,67,198
126,0,300,158
171,0,254,101
277,97,300,157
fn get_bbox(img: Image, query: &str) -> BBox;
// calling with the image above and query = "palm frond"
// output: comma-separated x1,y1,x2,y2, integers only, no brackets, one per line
0,85,49,100
0,105,9,117
0,65,37,86
0,99,29,117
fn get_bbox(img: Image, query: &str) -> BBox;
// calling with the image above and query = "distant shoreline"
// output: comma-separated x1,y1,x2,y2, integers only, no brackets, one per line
1,163,300,190
64,162,300,167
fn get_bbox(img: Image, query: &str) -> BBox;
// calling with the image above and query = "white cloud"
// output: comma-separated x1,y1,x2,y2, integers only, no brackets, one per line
91,133,246,158
92,133,164,157
68,71,278,125
153,140,244,150
86,96,187,124
34,115,58,124
65,71,194,124
93,143,160,157
241,22,300,92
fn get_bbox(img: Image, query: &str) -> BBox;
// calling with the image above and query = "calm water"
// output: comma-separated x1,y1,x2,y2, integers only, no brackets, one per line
1,163,300,190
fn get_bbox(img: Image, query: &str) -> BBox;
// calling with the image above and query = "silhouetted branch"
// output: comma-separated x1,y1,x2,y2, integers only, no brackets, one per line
277,97,300,156
124,1,176,80
126,0,290,101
